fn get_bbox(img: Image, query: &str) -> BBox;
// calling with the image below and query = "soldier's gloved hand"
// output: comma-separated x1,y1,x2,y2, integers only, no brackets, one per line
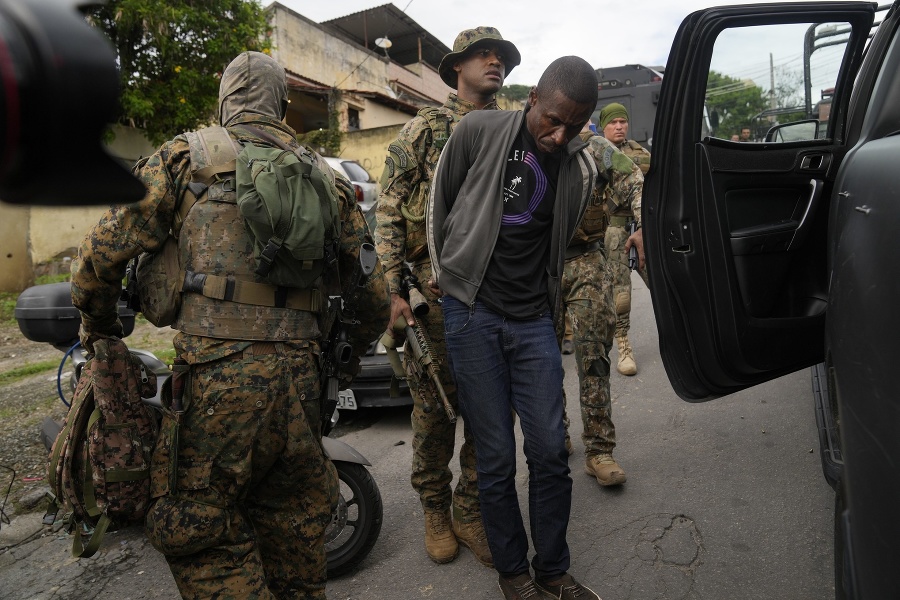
78,316,124,355
387,293,415,338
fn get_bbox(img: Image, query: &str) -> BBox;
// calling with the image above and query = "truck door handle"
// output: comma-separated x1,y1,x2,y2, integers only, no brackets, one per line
800,154,830,171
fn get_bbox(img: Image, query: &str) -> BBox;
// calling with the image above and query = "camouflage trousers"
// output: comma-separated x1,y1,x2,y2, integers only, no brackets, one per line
145,342,338,600
604,225,650,339
561,248,617,456
405,260,480,521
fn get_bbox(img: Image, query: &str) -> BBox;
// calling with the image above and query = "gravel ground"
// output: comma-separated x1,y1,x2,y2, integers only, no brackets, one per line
0,318,174,530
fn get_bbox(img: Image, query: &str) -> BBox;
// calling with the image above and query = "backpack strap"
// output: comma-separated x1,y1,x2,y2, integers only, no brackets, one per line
176,127,240,235
417,106,456,151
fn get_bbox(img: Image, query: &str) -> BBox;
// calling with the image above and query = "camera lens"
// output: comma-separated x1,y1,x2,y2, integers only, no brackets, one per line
0,0,145,205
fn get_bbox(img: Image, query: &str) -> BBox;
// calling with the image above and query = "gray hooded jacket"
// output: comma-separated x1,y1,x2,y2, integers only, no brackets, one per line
426,110,598,319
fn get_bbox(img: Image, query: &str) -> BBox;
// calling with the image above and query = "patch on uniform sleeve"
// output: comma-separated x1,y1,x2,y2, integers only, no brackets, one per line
611,151,637,175
389,143,408,169
380,143,413,188
601,146,616,171
383,156,396,180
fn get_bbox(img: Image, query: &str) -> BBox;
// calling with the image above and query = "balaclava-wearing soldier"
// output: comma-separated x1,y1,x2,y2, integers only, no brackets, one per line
374,27,520,567
598,102,651,376
72,51,388,599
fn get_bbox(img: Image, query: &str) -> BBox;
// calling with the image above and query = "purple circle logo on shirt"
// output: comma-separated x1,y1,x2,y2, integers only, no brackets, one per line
502,152,547,225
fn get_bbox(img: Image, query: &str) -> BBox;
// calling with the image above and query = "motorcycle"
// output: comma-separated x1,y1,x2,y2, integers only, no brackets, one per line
17,282,382,577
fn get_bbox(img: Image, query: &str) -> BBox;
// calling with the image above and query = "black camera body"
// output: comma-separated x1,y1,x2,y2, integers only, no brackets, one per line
0,0,145,206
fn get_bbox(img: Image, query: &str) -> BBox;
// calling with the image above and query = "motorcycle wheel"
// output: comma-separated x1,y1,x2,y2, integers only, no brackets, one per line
325,461,383,577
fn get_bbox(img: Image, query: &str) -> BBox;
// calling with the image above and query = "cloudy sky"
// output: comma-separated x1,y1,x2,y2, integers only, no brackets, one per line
268,0,855,88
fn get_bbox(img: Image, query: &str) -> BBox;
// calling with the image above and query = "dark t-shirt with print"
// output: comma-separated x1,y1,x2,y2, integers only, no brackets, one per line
478,124,559,319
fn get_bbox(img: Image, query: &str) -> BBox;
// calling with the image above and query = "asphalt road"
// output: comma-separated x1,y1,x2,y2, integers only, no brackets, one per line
0,274,835,599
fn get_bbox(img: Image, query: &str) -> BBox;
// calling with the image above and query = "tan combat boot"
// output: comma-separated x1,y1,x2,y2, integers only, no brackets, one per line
585,454,627,486
424,510,458,563
616,333,637,376
452,508,493,567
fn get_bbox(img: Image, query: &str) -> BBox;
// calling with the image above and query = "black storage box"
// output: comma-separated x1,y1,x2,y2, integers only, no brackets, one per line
15,282,135,346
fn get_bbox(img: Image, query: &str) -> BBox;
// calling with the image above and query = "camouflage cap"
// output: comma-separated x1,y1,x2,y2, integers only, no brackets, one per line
438,26,521,89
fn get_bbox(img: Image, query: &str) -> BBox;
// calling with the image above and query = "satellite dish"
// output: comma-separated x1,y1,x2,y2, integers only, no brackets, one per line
375,37,392,49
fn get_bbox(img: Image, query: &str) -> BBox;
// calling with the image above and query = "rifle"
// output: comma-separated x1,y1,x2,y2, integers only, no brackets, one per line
319,242,378,432
627,220,639,271
380,265,456,423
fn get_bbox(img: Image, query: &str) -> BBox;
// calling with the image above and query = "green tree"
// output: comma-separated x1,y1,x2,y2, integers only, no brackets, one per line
90,0,271,145
705,70,768,138
499,84,531,102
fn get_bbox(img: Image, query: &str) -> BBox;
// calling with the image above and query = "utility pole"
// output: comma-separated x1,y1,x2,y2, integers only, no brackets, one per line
769,53,776,123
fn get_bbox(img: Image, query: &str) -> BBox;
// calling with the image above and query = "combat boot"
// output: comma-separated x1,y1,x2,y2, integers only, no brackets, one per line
585,454,627,486
616,334,637,376
424,510,458,563
452,507,493,567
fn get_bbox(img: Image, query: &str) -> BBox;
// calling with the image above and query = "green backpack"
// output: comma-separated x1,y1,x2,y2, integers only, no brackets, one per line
235,126,341,289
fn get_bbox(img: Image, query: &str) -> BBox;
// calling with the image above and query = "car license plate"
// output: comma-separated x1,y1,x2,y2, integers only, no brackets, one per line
337,389,357,410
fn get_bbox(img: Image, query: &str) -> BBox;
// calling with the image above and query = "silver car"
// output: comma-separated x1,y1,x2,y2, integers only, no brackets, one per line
323,157,379,214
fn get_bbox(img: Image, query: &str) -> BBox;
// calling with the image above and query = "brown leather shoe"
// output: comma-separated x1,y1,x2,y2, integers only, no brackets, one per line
452,516,493,567
585,454,626,486
424,510,458,563
498,573,543,599
535,573,602,599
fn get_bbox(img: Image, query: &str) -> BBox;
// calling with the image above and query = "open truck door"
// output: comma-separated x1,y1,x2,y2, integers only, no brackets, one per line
645,3,900,599
644,2,874,401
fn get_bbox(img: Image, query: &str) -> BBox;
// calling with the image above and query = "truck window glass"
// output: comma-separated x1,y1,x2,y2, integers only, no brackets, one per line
704,21,850,143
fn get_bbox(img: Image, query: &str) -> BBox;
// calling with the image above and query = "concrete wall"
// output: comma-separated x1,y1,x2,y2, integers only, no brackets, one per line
342,93,413,129
0,204,32,292
389,61,449,102
338,124,406,181
269,6,390,95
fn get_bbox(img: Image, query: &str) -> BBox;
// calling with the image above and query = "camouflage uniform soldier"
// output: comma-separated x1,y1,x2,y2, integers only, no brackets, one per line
599,103,651,376
71,52,389,600
375,27,520,567
561,130,644,487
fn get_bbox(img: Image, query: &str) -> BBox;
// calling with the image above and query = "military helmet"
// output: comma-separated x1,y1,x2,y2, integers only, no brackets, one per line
438,26,521,89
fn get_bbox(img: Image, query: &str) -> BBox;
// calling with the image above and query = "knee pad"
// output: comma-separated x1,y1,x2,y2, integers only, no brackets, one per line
615,290,631,316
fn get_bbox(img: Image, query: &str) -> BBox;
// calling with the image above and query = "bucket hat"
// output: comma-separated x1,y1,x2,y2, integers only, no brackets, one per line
438,26,521,89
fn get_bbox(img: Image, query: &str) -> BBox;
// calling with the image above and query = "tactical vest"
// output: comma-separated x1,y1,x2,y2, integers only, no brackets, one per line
605,140,651,227
174,126,321,341
621,140,651,175
401,107,460,253
570,131,615,245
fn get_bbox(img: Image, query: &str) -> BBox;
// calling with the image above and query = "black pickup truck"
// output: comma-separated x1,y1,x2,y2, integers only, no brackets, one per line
644,2,899,599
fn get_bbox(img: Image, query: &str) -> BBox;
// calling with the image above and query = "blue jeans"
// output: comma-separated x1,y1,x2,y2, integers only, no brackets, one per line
441,296,572,579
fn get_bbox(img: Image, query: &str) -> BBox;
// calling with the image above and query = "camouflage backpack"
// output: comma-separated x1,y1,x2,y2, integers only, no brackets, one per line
47,337,158,558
